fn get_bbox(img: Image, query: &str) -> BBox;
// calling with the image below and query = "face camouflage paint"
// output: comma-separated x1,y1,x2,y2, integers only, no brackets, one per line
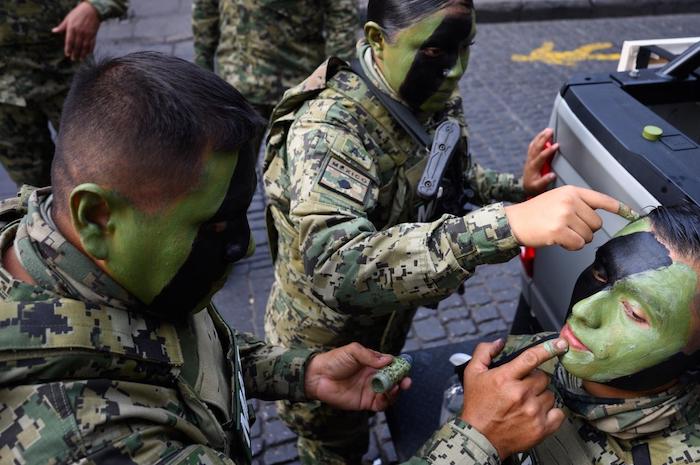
380,6,475,113
560,221,699,388
105,146,257,321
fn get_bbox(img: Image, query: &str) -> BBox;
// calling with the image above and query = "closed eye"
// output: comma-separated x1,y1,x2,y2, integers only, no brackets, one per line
592,266,608,284
622,300,650,327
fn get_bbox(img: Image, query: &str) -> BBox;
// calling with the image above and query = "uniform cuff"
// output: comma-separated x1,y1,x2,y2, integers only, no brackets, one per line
510,177,527,203
86,0,127,20
450,418,501,464
415,418,501,465
281,348,319,402
445,203,520,270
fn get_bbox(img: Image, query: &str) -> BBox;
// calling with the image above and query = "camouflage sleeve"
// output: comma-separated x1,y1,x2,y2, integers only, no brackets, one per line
322,0,358,62
87,0,128,20
236,331,316,401
192,0,220,70
403,418,500,465
465,161,526,205
287,112,520,312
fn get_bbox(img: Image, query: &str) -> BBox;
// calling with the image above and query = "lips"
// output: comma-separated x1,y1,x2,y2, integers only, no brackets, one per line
560,323,591,352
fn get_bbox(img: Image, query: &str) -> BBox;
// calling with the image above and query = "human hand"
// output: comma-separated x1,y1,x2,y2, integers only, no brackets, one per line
304,343,412,412
52,2,101,61
461,338,568,459
523,128,558,196
505,186,620,250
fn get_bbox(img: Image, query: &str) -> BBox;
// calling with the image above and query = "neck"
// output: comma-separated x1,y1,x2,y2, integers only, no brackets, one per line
582,378,679,399
2,244,36,285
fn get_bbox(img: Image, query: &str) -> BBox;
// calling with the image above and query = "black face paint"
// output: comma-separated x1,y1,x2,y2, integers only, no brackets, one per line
567,232,673,316
398,12,472,110
567,231,697,391
148,144,257,321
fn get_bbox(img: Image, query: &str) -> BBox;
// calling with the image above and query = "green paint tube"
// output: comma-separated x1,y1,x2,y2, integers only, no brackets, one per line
371,354,413,393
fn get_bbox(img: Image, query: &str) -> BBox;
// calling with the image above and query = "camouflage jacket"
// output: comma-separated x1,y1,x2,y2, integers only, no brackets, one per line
0,188,315,465
501,334,700,465
263,43,524,355
0,0,127,106
192,0,357,107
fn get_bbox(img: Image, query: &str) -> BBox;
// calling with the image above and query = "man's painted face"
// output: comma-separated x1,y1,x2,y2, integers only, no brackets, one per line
560,219,698,382
380,6,475,113
107,148,256,319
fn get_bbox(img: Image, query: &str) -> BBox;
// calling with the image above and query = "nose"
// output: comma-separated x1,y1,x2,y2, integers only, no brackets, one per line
570,293,604,329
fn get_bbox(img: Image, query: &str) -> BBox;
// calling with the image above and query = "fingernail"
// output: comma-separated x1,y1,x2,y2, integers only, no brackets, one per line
555,339,569,352
494,338,503,345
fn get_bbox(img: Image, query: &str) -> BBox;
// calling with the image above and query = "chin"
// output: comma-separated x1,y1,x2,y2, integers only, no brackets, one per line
561,354,643,382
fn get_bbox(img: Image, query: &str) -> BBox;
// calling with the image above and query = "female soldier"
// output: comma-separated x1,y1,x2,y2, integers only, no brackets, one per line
263,0,619,463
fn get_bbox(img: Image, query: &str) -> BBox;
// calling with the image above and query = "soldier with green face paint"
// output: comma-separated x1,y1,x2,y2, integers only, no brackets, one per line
0,0,128,188
497,204,700,465
263,0,622,462
0,52,426,465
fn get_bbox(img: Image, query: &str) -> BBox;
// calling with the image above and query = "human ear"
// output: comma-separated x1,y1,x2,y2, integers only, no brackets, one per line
69,183,113,260
364,21,386,59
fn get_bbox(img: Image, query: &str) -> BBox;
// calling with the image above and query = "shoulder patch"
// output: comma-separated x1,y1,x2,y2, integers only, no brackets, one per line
331,135,373,171
318,157,370,204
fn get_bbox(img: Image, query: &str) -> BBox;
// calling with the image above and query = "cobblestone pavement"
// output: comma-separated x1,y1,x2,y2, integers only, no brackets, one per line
2,2,698,463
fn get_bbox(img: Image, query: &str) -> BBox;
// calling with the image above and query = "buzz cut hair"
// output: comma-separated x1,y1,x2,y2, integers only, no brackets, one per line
51,52,264,215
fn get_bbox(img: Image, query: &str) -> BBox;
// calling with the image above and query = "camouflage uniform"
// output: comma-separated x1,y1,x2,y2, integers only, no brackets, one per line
500,334,700,465
192,0,357,117
0,187,507,465
263,41,525,463
0,0,126,188
0,187,315,464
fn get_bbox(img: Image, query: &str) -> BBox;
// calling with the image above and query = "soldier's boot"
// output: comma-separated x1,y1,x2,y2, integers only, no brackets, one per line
276,399,369,465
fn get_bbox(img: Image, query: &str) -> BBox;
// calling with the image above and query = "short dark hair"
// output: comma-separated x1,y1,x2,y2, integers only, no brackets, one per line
366,0,474,40
648,203,700,264
52,52,264,214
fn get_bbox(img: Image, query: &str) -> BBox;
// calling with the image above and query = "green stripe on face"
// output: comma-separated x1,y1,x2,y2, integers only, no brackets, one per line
380,7,475,113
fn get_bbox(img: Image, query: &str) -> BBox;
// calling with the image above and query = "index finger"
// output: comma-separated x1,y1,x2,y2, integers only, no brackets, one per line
574,187,620,216
501,338,568,380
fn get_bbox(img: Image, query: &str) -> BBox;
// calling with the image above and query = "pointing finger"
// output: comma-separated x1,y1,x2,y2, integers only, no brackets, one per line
574,187,621,216
501,339,568,380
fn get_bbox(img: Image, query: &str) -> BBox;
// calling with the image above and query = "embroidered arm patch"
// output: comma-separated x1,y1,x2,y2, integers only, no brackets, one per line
318,157,370,204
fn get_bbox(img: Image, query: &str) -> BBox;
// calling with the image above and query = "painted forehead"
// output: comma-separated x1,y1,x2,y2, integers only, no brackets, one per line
592,230,672,283
399,6,474,44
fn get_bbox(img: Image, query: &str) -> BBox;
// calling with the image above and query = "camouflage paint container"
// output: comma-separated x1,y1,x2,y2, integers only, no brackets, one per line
371,354,413,393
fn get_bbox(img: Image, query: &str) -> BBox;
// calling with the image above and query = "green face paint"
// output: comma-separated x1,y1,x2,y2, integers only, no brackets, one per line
561,263,696,381
560,220,699,382
105,151,239,304
379,7,475,113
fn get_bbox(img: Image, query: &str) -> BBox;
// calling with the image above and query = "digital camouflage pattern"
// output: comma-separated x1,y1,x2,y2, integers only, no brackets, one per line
263,41,525,463
500,334,700,465
0,0,127,187
371,354,412,393
192,0,358,108
0,188,315,465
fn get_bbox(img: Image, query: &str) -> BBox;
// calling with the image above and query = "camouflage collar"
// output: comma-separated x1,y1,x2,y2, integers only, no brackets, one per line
13,188,140,311
555,364,700,440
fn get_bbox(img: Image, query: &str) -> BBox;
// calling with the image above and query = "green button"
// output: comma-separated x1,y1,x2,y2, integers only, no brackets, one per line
642,125,663,141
